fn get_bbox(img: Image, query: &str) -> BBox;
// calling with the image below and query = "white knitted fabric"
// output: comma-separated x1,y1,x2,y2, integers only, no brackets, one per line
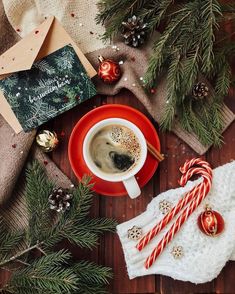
2,0,106,53
117,161,235,284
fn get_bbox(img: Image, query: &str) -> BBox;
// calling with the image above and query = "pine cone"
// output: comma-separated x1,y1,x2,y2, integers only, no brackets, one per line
192,82,209,99
48,188,72,212
121,15,148,48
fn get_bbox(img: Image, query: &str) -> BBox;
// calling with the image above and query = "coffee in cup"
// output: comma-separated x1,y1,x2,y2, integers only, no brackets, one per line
89,124,141,175
83,118,147,198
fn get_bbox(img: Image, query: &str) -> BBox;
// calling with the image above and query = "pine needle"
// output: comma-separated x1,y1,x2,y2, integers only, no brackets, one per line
96,0,233,146
0,161,116,293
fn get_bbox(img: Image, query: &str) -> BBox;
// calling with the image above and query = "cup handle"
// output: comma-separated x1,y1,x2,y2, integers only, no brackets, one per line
123,176,141,199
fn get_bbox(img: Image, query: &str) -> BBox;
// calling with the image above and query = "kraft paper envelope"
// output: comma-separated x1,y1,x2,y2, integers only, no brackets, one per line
0,16,96,133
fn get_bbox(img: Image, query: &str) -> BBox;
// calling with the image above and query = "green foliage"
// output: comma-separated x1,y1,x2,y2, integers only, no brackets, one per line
8,251,78,294
25,161,54,244
96,0,235,146
73,261,113,293
0,218,25,262
0,161,117,293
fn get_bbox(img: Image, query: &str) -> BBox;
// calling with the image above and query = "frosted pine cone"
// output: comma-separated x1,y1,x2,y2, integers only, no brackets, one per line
48,187,72,212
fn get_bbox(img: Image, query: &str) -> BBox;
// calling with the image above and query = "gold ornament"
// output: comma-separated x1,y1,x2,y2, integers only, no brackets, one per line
171,246,184,259
36,130,59,152
127,226,142,241
159,199,172,215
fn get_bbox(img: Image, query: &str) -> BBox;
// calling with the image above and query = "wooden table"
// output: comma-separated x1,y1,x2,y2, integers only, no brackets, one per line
49,88,235,294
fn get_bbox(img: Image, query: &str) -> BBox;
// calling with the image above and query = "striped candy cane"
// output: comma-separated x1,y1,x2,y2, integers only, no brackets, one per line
144,159,212,269
136,159,212,252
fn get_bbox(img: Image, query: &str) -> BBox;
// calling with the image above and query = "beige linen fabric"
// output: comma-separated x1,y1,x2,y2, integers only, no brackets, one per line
2,0,107,54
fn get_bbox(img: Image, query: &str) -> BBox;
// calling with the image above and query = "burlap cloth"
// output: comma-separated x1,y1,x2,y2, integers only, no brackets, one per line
2,0,106,54
0,1,73,230
0,1,234,229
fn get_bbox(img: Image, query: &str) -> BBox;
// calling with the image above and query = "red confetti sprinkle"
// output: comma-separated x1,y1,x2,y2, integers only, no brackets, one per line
60,131,65,137
43,160,48,166
12,144,17,148
71,13,75,17
150,88,156,94
131,57,136,62
35,30,39,34
16,28,21,32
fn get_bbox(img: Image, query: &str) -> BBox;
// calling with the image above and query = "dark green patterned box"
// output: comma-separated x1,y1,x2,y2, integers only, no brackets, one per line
0,45,96,132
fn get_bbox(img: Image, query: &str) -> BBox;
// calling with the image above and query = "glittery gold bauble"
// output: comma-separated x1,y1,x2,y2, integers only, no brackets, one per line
36,130,59,152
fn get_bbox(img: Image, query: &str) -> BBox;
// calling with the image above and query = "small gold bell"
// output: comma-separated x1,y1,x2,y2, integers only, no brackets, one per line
36,130,59,152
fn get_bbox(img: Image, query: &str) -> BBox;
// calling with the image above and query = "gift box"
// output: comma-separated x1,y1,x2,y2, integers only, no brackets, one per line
0,16,96,133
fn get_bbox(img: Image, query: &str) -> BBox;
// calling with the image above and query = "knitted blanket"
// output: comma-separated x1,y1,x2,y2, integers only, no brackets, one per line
117,161,235,283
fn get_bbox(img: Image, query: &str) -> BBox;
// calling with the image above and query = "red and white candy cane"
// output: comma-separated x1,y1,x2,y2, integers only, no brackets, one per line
136,158,212,252
137,158,212,269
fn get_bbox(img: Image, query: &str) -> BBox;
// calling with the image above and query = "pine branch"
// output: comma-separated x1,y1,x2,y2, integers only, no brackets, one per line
96,0,234,146
215,60,231,97
141,0,174,33
0,218,25,260
68,176,94,220
41,216,99,250
96,0,147,40
0,243,42,268
25,161,53,244
73,260,112,285
7,251,78,294
144,5,195,88
181,47,200,94
43,217,117,250
160,51,182,130
78,218,117,234
200,0,221,74
0,162,116,293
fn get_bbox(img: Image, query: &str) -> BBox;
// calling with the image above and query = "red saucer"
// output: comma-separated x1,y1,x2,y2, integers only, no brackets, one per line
68,104,160,196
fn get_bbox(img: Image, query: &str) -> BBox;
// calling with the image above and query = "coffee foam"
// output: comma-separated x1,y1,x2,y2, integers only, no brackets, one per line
110,126,141,160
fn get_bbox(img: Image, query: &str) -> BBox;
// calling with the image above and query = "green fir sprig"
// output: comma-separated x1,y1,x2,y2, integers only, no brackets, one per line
96,0,235,146
0,161,117,294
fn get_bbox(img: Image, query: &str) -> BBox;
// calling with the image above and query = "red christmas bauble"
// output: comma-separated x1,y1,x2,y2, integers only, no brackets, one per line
198,206,224,236
98,56,121,83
